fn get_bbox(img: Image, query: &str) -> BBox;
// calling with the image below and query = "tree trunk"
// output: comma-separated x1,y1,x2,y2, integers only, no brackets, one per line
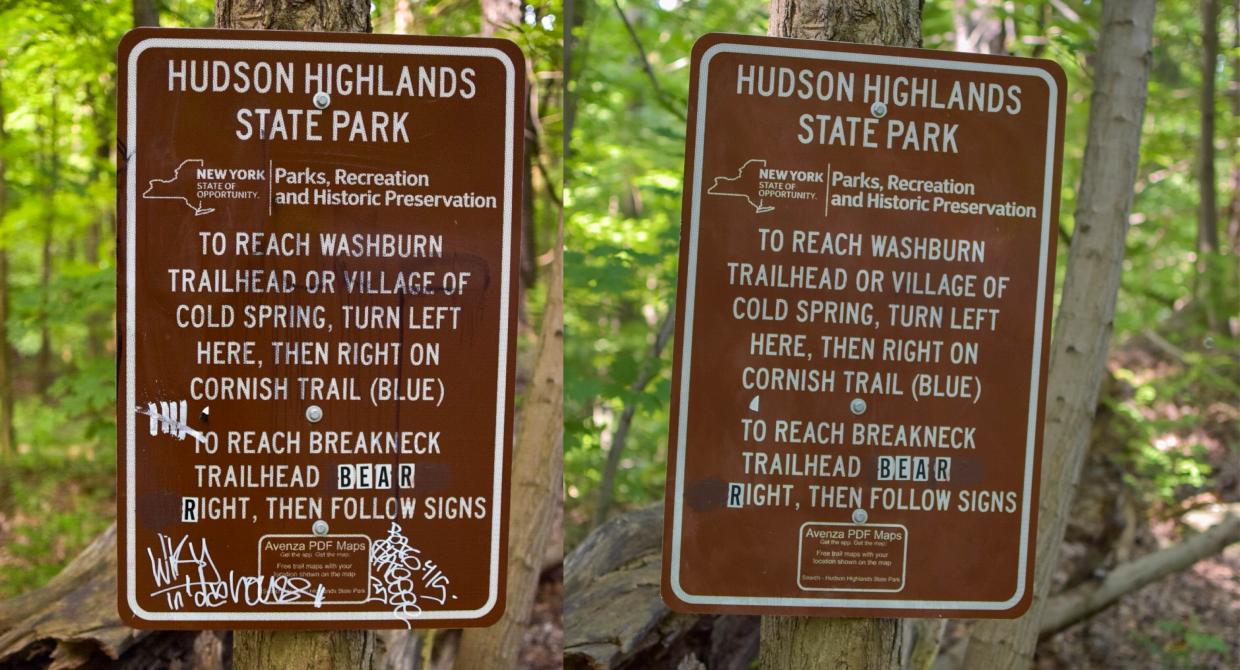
1225,0,1235,258
87,85,114,358
37,88,58,399
212,2,375,667
1198,0,1221,330
0,80,12,462
132,0,159,27
1228,0,1240,260
768,0,921,46
592,311,674,528
392,0,412,34
233,631,377,670
1199,0,1220,257
759,2,920,668
455,221,564,669
960,1,1157,668
215,0,371,31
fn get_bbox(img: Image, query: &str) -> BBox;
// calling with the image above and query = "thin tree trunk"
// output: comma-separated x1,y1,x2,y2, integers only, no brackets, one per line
0,79,12,461
87,85,113,358
960,1,1157,668
392,0,412,34
759,2,920,668
1198,0,1221,330
213,2,375,667
132,0,159,27
1227,0,1240,289
592,310,673,528
37,88,57,399
455,220,564,670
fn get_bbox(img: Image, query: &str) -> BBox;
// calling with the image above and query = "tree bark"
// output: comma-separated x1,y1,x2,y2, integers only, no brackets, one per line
1198,0,1221,330
132,0,160,27
759,618,901,670
212,2,375,667
960,1,1157,668
233,630,377,670
455,220,564,669
759,2,919,667
215,0,371,31
768,0,921,46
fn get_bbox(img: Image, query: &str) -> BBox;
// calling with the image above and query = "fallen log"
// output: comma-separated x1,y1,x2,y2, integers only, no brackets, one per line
0,523,145,665
563,503,758,670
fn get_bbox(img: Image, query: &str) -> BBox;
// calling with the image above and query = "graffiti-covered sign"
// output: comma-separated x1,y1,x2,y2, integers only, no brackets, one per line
117,28,523,628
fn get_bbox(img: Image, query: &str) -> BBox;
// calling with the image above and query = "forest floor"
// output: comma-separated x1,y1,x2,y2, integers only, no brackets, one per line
1032,338,1240,669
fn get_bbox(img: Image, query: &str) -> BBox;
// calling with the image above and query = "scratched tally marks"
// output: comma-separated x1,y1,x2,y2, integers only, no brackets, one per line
661,34,1065,618
117,28,524,629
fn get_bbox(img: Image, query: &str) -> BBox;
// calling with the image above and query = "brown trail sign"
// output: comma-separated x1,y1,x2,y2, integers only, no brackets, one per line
662,34,1065,619
117,28,524,629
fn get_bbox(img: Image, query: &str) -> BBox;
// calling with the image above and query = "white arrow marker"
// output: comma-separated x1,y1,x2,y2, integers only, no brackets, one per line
748,395,760,413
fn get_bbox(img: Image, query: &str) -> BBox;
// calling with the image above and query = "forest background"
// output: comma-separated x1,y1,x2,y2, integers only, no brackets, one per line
565,0,1240,666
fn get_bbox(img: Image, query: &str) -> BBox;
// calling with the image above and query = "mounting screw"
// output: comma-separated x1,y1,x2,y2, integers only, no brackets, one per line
850,398,867,415
852,509,869,524
306,405,324,423
313,91,331,109
870,101,887,118
312,520,329,536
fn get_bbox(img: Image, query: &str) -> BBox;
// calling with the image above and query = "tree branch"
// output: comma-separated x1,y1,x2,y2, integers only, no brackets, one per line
1039,510,1240,636
591,310,676,528
609,0,687,123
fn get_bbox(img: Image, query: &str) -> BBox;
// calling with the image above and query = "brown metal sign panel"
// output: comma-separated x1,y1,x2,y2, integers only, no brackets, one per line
117,28,524,629
661,33,1064,618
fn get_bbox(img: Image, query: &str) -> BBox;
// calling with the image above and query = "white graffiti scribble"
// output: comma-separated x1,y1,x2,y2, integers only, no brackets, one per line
369,522,453,625
146,534,325,610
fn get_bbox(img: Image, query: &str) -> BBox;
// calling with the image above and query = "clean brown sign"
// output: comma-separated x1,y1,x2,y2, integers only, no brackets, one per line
117,28,523,629
662,34,1064,618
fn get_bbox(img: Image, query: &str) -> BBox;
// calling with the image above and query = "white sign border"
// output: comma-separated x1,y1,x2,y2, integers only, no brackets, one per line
125,36,516,623
669,40,1058,611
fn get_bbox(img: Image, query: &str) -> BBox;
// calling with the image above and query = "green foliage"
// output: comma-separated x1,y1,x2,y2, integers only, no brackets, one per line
1131,617,1232,669
0,436,114,597
564,0,767,543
